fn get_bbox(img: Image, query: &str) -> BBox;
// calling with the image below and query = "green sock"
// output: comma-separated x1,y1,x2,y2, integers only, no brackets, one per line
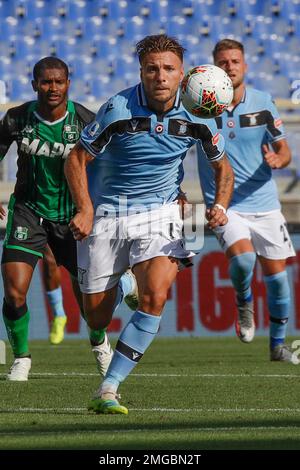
3,310,30,357
79,309,106,346
89,328,106,346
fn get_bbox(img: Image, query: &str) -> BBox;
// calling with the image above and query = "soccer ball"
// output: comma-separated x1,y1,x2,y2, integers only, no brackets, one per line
180,65,233,118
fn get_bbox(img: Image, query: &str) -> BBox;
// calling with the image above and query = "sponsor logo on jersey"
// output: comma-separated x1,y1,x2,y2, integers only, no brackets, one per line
104,100,114,114
132,351,141,360
63,125,80,142
130,119,139,131
274,118,282,128
227,120,235,128
21,137,75,158
212,133,220,145
155,124,164,134
22,125,34,134
14,226,28,241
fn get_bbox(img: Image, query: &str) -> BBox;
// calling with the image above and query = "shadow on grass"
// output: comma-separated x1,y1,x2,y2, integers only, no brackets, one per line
0,415,300,449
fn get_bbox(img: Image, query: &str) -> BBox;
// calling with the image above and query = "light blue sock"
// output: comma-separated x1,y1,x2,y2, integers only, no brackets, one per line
112,271,135,313
229,252,256,303
119,271,135,298
264,271,290,350
46,287,65,318
102,310,161,391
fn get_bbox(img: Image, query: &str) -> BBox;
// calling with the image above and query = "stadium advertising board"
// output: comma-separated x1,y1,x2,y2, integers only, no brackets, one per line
0,235,300,339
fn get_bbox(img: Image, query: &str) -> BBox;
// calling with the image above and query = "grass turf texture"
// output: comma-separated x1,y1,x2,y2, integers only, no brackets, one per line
0,337,300,450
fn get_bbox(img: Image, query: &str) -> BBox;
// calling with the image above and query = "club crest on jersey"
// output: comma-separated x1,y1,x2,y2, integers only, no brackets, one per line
177,120,188,135
245,113,260,126
155,124,164,134
14,226,28,241
274,118,282,128
63,125,79,142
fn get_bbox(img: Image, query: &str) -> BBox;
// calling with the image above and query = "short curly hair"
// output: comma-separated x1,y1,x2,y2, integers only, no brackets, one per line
33,57,69,81
136,34,185,64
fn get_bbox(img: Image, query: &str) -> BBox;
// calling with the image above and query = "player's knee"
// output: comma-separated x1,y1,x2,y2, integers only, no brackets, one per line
85,310,112,331
140,290,168,314
229,252,256,281
3,288,27,309
2,298,28,320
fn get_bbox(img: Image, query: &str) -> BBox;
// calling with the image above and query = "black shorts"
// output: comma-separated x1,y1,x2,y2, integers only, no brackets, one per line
1,197,77,277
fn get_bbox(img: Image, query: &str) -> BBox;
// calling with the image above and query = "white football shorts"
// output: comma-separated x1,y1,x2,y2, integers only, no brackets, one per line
213,209,295,259
77,202,195,293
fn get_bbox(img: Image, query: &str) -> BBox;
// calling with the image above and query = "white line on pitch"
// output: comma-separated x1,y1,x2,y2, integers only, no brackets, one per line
1,372,300,378
2,407,300,413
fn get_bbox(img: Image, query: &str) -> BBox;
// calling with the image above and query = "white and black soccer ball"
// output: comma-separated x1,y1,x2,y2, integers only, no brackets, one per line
180,64,233,118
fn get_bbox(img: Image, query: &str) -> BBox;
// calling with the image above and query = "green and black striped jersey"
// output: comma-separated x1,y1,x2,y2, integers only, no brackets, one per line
0,100,95,222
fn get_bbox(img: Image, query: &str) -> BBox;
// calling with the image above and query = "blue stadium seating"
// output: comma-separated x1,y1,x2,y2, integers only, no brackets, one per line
269,75,291,98
165,16,195,38
81,16,106,41
0,0,298,195
193,0,222,18
92,36,118,60
63,0,92,21
143,0,169,21
234,0,264,19
20,0,58,19
88,76,111,100
0,0,297,101
68,77,87,101
125,17,164,39
0,57,16,81
0,0,17,18
70,56,111,80
8,76,35,100
33,17,63,41
112,55,139,79
0,17,20,42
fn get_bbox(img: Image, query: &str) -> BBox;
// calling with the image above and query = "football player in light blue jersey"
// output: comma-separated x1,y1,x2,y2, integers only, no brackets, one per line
197,39,297,363
65,34,234,414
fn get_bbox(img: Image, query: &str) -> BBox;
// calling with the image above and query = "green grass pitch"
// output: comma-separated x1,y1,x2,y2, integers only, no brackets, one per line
0,337,300,450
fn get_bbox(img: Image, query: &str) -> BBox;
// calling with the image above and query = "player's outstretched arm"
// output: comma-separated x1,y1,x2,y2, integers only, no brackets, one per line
206,154,234,229
64,142,95,241
263,139,291,169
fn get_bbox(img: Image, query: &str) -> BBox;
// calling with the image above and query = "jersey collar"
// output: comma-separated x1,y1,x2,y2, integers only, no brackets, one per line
33,102,69,126
226,88,247,115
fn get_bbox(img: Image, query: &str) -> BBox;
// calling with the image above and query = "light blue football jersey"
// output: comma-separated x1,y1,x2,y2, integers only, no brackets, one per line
80,84,225,214
197,88,286,212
